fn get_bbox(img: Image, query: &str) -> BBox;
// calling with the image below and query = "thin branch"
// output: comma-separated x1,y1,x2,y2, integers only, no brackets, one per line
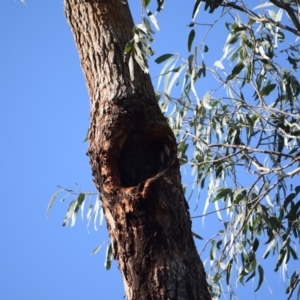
269,0,300,34
251,105,300,120
186,149,244,166
192,204,235,219
199,0,300,36
193,135,299,159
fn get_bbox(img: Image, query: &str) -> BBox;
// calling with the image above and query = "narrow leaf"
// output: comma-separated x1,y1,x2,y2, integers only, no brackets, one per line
188,29,195,52
284,193,295,209
192,0,202,20
192,231,203,240
99,201,104,227
46,190,62,217
254,265,264,291
226,61,244,81
91,245,102,255
253,238,259,252
86,203,93,228
75,193,85,212
214,60,225,70
149,13,160,31
124,39,134,53
155,53,174,64
62,200,77,227
105,243,113,270
142,0,150,8
157,0,164,11
93,195,101,231
253,2,274,10
214,188,232,202
166,64,186,95
246,269,256,283
91,241,107,255
260,83,276,98
129,54,134,81
226,259,233,285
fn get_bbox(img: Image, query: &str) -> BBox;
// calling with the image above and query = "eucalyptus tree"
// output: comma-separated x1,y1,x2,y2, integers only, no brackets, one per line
49,0,211,299
48,0,300,299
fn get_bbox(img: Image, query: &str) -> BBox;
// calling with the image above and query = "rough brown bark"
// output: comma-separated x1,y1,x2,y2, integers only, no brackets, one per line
64,0,211,299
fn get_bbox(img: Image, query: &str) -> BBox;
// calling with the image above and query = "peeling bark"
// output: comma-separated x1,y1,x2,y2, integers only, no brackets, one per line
64,0,211,299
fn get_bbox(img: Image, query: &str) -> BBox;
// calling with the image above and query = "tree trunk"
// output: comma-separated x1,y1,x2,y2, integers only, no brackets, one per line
64,1,211,299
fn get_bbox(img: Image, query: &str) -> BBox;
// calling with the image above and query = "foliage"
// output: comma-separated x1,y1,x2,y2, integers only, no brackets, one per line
46,185,115,268
46,185,103,230
153,0,300,299
48,0,300,299
124,0,164,80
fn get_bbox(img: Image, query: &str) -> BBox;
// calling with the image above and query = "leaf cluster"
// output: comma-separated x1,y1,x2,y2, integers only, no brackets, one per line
124,0,164,80
154,1,300,299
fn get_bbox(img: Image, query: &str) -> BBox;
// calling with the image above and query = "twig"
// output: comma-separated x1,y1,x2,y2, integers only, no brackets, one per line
269,0,300,34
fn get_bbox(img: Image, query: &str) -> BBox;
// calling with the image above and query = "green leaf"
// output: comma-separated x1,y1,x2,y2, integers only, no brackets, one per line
192,231,203,240
226,61,245,81
254,265,264,291
166,63,187,95
105,243,113,270
275,249,286,271
149,13,160,31
216,240,222,250
252,238,259,252
295,186,300,195
289,246,298,260
246,269,256,283
214,188,232,202
62,200,77,227
91,244,103,255
286,270,300,293
124,39,134,53
284,193,295,209
155,53,174,64
287,55,300,69
74,193,85,213
188,29,195,52
91,241,108,255
204,45,209,52
226,35,239,46
143,17,155,34
157,0,164,12
46,189,62,217
142,0,151,8
202,60,206,77
210,240,216,260
188,54,194,74
260,83,276,98
226,259,233,285
192,0,202,20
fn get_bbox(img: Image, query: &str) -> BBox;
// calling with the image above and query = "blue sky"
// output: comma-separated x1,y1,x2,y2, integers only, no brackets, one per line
1,1,296,299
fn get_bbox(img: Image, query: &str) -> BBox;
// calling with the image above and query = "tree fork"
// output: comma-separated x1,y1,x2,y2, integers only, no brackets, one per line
64,0,211,299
